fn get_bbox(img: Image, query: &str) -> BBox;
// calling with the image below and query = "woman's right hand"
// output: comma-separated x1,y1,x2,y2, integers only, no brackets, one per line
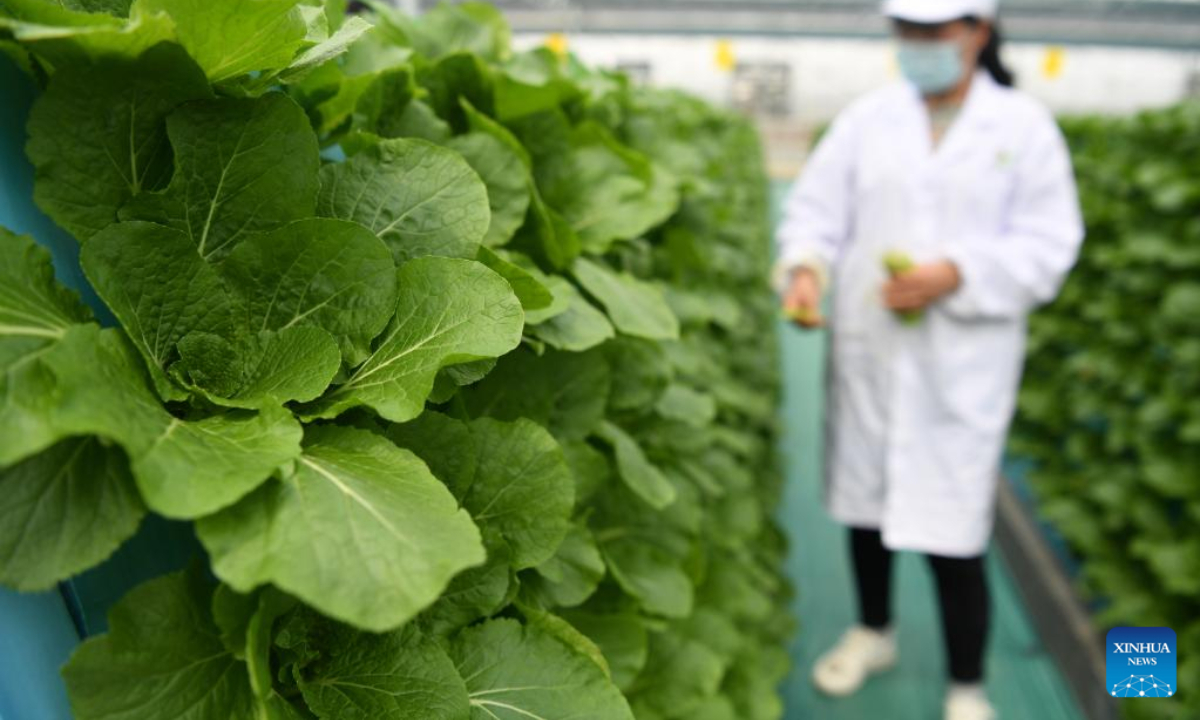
783,267,825,328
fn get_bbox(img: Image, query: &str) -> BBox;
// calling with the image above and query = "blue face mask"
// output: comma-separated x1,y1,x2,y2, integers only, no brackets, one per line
897,40,965,95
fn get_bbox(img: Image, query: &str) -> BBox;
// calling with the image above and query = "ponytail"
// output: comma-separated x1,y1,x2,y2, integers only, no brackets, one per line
969,18,1016,87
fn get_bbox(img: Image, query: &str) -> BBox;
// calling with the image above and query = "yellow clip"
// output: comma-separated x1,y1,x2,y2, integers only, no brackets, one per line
546,32,569,58
1042,46,1065,80
715,39,736,72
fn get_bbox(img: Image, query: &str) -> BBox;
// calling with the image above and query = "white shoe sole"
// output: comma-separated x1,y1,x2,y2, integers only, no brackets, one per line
811,645,898,697
944,697,997,720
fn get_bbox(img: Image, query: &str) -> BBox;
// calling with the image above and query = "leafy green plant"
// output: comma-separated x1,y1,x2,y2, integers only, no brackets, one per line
0,1,792,718
1012,102,1200,720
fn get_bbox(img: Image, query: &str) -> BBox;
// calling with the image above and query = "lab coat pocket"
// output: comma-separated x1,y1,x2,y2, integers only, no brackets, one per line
927,310,1023,435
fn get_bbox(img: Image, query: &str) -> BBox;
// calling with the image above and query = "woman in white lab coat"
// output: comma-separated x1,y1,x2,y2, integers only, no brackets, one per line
774,0,1084,717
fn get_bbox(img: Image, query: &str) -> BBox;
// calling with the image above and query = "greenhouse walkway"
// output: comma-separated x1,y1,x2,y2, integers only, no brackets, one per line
771,182,1085,720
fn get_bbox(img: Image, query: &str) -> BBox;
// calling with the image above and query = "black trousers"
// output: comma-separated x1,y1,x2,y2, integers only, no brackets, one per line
850,526,990,683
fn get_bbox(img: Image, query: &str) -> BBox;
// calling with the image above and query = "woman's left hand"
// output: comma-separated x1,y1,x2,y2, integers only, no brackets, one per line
882,260,962,311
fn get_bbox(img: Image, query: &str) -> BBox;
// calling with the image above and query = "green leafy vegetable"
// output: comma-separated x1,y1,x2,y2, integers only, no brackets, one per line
463,417,574,569
449,618,635,720
197,425,485,632
121,92,320,261
62,568,257,720
882,249,922,325
0,438,144,591
305,256,523,422
295,615,470,719
0,0,175,70
25,44,212,242
594,420,676,509
1012,102,1200,720
2,4,791,717
140,0,308,83
573,257,679,340
218,217,397,365
317,137,490,262
82,221,244,400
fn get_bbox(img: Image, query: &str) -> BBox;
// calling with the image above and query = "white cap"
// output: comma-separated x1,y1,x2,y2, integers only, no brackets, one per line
882,0,998,22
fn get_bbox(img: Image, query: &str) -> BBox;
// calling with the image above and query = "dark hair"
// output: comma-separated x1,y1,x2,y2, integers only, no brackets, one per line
966,17,1016,87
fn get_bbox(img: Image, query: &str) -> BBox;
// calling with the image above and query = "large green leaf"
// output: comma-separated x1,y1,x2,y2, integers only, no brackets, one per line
386,410,477,500
604,336,671,412
178,326,342,409
275,15,373,85
520,270,570,324
526,279,614,352
573,258,679,340
475,247,553,312
62,568,257,720
656,384,717,426
418,52,495,133
141,0,307,83
463,346,610,441
197,425,485,632
627,628,726,717
448,618,635,720
133,404,303,518
0,438,144,591
526,521,606,608
533,122,679,253
84,220,351,408
317,137,490,263
510,185,580,271
593,480,694,620
601,536,694,620
25,44,212,243
461,96,530,168
560,611,649,692
0,228,90,341
380,99,453,143
305,257,523,423
0,0,175,70
493,49,583,122
0,323,303,517
518,604,612,678
418,542,514,638
561,438,611,508
464,417,574,570
594,421,676,510
395,1,510,62
0,326,137,467
81,221,243,401
447,131,530,247
218,218,397,365
294,614,470,720
121,93,320,261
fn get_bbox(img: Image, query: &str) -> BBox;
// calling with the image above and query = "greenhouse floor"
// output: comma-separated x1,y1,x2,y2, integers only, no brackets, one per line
771,184,1086,720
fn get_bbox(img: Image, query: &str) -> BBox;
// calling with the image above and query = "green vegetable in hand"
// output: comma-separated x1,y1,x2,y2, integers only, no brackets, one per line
781,305,818,325
882,250,923,325
883,250,915,276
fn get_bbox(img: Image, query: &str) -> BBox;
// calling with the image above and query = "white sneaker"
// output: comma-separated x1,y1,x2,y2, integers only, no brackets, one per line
944,684,997,720
810,625,898,697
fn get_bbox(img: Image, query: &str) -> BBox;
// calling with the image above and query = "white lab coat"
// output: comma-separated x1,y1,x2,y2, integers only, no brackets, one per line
774,71,1084,557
